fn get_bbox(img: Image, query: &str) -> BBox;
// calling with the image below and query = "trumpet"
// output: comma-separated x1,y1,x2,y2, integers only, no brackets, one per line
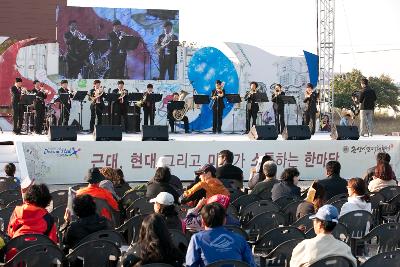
72,30,87,41
21,87,29,95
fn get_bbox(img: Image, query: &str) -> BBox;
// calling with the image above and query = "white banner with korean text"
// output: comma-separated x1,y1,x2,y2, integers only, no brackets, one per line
20,140,400,185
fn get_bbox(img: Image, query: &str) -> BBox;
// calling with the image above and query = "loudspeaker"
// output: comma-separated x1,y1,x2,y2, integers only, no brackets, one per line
331,125,359,140
49,126,78,141
142,125,169,141
94,125,122,141
248,125,278,140
282,125,311,140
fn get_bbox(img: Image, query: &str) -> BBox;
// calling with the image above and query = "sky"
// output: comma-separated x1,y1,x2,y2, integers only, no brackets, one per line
63,0,400,83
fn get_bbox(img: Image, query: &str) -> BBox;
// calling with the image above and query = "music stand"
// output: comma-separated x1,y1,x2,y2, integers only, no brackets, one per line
126,93,144,133
281,95,297,126
103,93,119,125
193,95,210,133
20,95,36,134
147,93,162,103
120,36,140,51
254,92,269,103
226,94,242,133
72,91,88,131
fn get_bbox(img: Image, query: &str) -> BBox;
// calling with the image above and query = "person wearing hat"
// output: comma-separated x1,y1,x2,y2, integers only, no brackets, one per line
76,168,119,222
150,192,184,232
156,20,179,80
108,19,127,79
147,156,183,194
250,161,279,199
10,77,24,134
290,205,356,267
180,164,229,205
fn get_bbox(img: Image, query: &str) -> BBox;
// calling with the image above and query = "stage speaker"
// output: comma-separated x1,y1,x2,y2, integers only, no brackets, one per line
49,126,78,141
282,125,311,140
94,125,122,141
331,125,359,140
142,125,169,141
248,125,278,140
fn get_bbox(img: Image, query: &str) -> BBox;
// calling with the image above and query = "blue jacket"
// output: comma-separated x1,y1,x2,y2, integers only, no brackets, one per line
186,226,256,267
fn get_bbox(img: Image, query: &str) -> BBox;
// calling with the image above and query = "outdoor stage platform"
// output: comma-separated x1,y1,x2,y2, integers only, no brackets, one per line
0,131,399,185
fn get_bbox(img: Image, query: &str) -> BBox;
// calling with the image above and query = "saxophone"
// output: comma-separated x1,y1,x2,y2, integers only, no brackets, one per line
172,90,189,121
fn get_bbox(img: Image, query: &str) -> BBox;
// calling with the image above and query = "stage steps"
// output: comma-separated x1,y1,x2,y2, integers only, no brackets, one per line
0,141,21,178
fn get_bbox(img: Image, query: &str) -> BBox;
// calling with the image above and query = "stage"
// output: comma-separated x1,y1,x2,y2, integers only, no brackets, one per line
0,131,399,185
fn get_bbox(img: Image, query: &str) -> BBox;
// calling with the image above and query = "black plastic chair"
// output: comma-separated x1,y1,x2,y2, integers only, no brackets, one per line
226,205,239,219
50,190,68,208
141,264,175,267
0,177,20,192
66,239,121,267
282,200,305,225
121,189,146,210
206,260,250,267
116,214,147,244
339,210,373,239
231,194,261,212
360,251,400,267
221,179,243,190
228,188,246,202
0,189,22,208
224,225,249,241
379,193,400,223
0,206,15,230
369,192,385,225
330,199,347,213
50,204,67,226
264,238,304,267
305,222,349,243
76,229,125,248
378,186,400,201
126,196,153,218
291,213,313,233
239,200,279,224
244,211,286,243
6,198,22,208
273,196,300,210
309,256,353,267
6,234,56,260
326,193,348,204
169,229,189,255
6,243,64,267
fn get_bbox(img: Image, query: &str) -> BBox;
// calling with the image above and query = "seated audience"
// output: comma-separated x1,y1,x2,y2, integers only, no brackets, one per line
123,214,184,267
150,192,184,232
62,194,111,251
101,167,131,198
186,202,256,267
216,150,244,188
248,154,273,190
363,152,396,185
146,167,180,202
339,113,352,126
340,178,371,217
250,161,279,199
368,160,397,192
271,167,301,201
184,194,240,231
148,157,184,194
76,168,119,221
4,163,20,189
290,205,357,267
296,181,325,220
180,164,229,205
318,161,347,200
8,184,57,242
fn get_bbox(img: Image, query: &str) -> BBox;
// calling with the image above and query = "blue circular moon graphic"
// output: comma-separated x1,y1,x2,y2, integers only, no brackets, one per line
187,47,239,131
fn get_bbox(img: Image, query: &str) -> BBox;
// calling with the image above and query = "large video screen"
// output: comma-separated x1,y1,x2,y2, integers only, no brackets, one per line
57,6,179,80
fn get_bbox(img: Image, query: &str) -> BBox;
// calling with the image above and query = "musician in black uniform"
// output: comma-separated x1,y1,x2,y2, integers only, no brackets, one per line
89,80,105,132
156,21,179,80
32,80,47,134
167,92,189,133
303,83,319,135
108,20,127,79
58,80,72,126
211,80,225,133
112,80,129,132
244,81,259,133
271,84,286,134
142,83,156,126
64,20,87,79
10,78,24,134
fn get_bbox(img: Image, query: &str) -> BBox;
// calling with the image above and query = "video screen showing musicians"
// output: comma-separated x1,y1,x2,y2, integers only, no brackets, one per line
244,81,259,133
303,83,319,135
272,84,285,134
156,21,179,80
112,80,129,132
88,80,105,132
108,20,128,80
211,80,225,133
167,92,189,133
58,80,73,126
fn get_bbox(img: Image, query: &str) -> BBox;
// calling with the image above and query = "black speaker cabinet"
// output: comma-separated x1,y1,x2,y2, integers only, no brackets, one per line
142,125,169,141
94,125,122,141
248,125,278,140
331,125,359,140
282,125,311,140
48,126,78,141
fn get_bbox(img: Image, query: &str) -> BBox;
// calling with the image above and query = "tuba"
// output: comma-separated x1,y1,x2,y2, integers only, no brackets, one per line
172,90,190,121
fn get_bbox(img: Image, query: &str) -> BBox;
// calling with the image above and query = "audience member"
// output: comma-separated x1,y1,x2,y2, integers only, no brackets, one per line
216,150,244,188
149,156,184,194
101,167,132,198
318,161,347,200
62,194,111,251
368,161,397,192
4,163,20,188
8,184,57,242
250,161,279,199
290,205,357,267
184,194,239,231
271,167,301,201
99,179,120,201
363,152,396,185
146,167,180,202
340,178,371,217
76,168,119,221
248,155,273,189
150,192,184,232
296,181,325,220
180,164,229,205
186,202,256,267
123,214,184,267
339,113,352,126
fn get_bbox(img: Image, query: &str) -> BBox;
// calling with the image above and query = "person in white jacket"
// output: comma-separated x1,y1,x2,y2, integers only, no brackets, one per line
290,205,357,267
340,177,372,218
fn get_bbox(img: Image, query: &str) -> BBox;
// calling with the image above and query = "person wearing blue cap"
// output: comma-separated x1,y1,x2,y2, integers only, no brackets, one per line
290,204,357,267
